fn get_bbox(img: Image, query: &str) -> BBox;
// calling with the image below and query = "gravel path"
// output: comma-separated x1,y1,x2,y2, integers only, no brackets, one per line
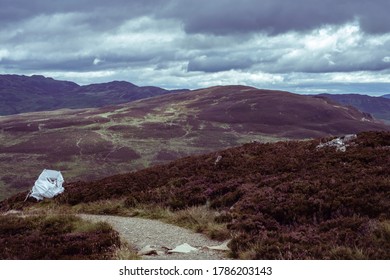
78,214,230,260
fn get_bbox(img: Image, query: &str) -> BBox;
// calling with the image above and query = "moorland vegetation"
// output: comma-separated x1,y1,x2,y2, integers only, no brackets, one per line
1,131,389,259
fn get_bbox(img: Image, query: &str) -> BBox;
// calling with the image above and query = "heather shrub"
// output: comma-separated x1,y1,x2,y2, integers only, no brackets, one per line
0,214,120,259
1,131,389,259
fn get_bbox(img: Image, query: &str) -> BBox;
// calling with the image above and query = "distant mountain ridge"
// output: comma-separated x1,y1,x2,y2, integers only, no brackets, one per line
0,74,186,115
382,94,390,99
318,93,390,123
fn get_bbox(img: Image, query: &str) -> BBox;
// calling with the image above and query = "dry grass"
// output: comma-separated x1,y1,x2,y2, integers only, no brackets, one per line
374,220,390,243
165,205,230,240
112,241,141,260
329,246,367,260
68,199,230,241
71,199,132,216
125,204,230,241
18,199,230,242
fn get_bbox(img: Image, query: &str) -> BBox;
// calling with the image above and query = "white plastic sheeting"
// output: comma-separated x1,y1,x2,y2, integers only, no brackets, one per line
29,169,64,200
316,134,357,152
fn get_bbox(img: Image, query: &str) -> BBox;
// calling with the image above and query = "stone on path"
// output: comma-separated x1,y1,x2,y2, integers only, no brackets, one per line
205,240,231,251
138,245,158,256
168,243,198,254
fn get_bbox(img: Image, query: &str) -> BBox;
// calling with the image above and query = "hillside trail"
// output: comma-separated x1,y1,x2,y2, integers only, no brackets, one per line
78,214,231,260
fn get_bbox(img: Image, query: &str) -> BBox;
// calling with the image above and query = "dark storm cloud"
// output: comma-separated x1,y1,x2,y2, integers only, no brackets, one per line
160,0,390,35
161,0,345,35
0,0,88,25
1,0,390,93
1,0,390,35
0,57,93,72
0,0,165,32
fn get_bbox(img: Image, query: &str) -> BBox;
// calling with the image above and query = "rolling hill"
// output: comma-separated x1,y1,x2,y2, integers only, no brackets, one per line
0,85,388,199
0,74,183,115
382,94,390,99
2,131,389,259
319,93,390,123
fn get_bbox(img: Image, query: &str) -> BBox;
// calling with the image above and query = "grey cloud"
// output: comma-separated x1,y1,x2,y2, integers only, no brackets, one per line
0,0,165,32
1,0,390,94
266,40,390,74
0,0,89,25
187,55,254,72
2,0,390,35
268,55,390,74
1,51,176,73
160,0,390,35
1,55,101,72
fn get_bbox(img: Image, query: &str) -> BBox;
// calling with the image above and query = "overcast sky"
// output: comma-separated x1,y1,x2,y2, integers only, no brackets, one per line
1,0,390,95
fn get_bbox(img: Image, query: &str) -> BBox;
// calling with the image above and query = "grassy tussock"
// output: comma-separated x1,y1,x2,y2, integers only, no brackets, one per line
329,246,367,260
71,199,132,216
112,241,141,260
165,205,230,240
